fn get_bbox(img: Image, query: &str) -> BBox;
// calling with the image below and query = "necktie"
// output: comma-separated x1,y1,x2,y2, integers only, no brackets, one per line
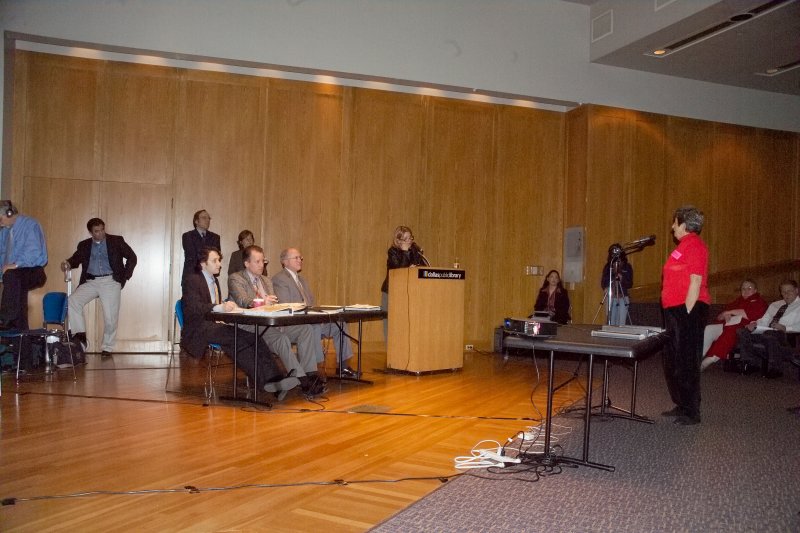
770,303,788,328
252,276,266,299
295,276,308,304
211,280,220,304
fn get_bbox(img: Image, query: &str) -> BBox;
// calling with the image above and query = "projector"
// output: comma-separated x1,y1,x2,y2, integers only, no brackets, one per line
503,317,558,337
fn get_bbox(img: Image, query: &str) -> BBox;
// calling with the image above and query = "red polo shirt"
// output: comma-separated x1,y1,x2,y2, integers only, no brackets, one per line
661,232,710,308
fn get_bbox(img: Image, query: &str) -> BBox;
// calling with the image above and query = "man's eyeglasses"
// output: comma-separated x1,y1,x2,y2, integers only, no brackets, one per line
288,256,303,261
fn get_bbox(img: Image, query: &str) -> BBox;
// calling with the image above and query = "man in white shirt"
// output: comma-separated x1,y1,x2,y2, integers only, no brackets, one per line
736,280,800,377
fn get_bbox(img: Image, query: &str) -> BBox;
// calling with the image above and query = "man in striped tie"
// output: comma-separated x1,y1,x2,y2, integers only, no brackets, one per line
273,247,357,378
736,280,800,377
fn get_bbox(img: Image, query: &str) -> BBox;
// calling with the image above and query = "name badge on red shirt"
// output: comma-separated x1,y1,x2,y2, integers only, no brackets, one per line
671,250,682,260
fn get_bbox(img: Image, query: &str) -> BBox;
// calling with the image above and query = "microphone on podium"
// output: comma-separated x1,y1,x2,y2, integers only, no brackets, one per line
412,243,431,266
622,234,656,250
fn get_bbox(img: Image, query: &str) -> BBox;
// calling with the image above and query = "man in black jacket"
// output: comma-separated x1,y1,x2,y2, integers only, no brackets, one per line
181,246,297,399
181,209,220,287
62,218,137,357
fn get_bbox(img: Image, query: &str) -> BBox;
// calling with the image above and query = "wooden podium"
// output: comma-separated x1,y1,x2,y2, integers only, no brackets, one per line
387,266,465,373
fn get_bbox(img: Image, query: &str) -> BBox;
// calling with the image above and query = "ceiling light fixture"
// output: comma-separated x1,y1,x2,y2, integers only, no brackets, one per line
645,0,792,59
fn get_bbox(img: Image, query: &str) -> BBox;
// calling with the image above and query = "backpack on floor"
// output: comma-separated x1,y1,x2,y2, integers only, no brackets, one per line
51,339,86,367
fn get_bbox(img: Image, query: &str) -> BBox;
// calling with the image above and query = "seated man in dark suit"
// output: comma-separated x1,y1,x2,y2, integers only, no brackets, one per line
181,246,298,399
737,280,800,377
62,218,137,357
273,247,357,377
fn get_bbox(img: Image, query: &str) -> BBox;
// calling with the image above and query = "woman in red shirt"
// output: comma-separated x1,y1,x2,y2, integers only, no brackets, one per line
661,206,710,426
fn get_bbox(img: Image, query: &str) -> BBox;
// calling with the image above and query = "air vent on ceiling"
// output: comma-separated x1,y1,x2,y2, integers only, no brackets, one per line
591,10,613,43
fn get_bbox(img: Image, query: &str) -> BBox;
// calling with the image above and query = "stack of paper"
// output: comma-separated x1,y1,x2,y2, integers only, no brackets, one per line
344,304,381,311
309,305,345,314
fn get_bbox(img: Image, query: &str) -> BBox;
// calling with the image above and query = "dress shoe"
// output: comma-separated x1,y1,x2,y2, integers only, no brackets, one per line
701,355,720,371
790,356,800,368
673,415,701,426
264,376,300,400
300,374,326,398
72,332,88,352
101,350,112,358
661,406,684,417
336,366,359,378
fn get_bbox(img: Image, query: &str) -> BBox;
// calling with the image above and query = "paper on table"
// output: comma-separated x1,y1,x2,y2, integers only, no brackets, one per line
344,304,381,311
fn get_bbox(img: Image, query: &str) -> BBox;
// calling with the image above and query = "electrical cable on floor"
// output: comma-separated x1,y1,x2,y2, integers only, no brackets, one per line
16,391,541,422
0,473,464,507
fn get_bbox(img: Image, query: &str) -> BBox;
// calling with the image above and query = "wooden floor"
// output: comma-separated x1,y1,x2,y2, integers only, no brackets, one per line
0,348,587,532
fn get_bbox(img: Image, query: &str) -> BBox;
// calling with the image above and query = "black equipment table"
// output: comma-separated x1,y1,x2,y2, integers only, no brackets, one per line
209,309,386,404
508,324,666,471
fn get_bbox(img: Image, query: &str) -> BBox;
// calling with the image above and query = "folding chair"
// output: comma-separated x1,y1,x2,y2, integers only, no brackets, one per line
166,299,230,401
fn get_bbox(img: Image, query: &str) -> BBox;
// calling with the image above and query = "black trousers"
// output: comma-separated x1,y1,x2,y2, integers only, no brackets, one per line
663,302,708,419
205,323,280,389
736,329,793,372
0,266,47,330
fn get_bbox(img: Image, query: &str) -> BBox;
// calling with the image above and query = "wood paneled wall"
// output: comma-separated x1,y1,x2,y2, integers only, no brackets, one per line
7,53,799,351
9,51,565,351
565,105,800,322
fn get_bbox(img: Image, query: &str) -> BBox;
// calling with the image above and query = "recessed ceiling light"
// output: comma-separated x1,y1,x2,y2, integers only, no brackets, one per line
653,49,667,56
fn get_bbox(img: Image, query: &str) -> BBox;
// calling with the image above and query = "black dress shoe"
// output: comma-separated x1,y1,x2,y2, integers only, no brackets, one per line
661,406,684,417
101,350,112,358
673,415,701,426
336,366,359,378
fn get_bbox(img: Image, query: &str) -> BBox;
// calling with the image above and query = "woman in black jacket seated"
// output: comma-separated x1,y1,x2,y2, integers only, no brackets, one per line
533,269,571,324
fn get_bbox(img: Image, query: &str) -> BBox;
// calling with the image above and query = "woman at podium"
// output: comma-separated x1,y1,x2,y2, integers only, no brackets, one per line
533,269,571,324
380,225,426,340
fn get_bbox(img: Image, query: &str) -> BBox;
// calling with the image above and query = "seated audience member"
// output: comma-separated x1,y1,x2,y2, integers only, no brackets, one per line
701,279,768,371
181,246,298,399
533,269,571,325
273,248,357,378
227,229,255,276
0,200,47,330
736,280,800,377
227,245,325,397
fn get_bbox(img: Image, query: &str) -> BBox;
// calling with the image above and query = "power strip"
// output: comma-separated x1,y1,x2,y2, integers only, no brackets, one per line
482,450,521,464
